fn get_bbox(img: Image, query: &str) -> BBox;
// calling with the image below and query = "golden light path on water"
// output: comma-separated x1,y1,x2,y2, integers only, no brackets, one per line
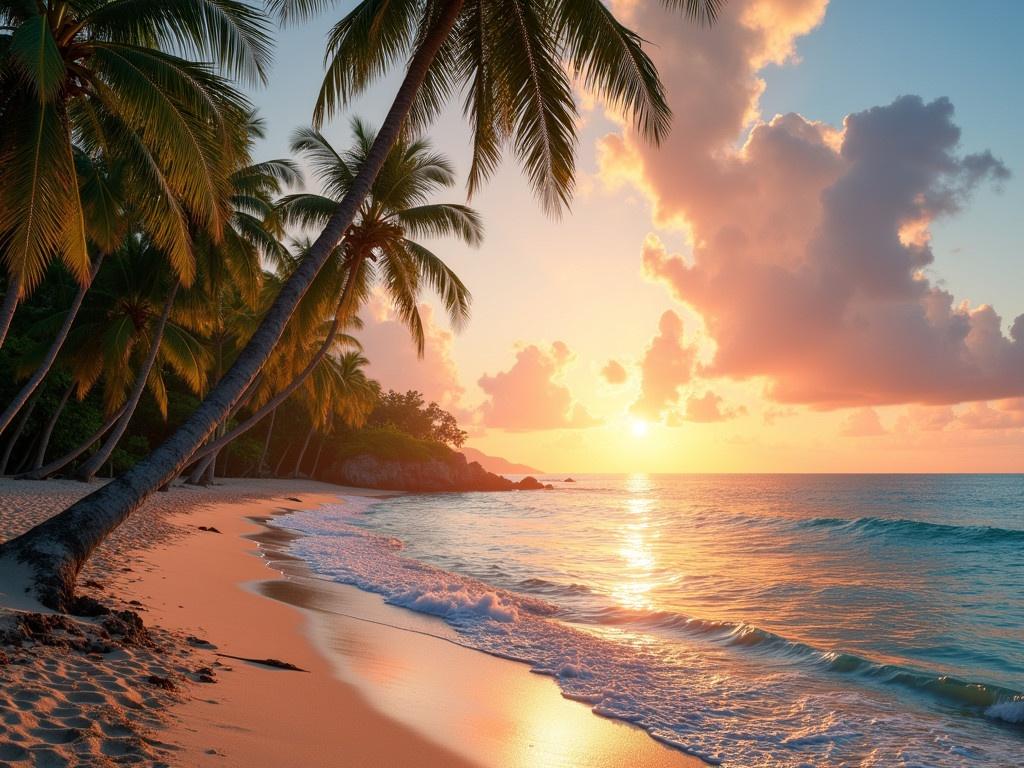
277,475,1024,765
612,477,658,612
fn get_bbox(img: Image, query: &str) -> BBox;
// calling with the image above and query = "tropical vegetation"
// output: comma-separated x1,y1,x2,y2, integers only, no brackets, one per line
0,0,722,610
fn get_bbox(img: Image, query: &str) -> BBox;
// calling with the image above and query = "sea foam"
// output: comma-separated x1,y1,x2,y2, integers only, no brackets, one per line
273,497,1023,767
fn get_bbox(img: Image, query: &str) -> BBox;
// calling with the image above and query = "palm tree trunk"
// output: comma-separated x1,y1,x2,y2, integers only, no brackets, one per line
0,273,22,351
273,440,293,478
292,426,316,478
12,434,40,475
75,282,179,482
0,0,465,611
257,406,277,477
32,382,74,471
20,403,129,480
310,434,327,478
0,257,103,437
185,380,258,484
187,450,216,485
187,291,351,467
0,390,39,475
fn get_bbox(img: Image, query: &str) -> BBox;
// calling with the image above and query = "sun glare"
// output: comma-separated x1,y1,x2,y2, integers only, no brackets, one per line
631,419,649,438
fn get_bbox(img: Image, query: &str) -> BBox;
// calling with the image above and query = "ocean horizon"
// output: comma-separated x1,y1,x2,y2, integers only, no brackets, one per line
274,473,1024,766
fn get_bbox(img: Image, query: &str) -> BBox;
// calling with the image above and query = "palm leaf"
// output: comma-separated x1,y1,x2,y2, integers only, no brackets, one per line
7,13,65,102
83,0,275,85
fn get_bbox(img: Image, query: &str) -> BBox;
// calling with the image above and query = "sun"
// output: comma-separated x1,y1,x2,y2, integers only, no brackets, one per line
631,419,649,438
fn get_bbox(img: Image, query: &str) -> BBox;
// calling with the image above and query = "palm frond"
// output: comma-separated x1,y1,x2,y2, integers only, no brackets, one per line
313,0,423,127
402,238,471,330
393,203,483,246
83,0,275,85
0,96,89,290
557,0,670,142
7,12,65,102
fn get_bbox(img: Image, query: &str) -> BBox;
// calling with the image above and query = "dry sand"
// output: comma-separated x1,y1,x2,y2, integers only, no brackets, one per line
0,478,704,767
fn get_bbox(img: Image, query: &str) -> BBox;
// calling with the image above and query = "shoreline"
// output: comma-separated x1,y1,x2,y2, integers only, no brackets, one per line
0,479,703,767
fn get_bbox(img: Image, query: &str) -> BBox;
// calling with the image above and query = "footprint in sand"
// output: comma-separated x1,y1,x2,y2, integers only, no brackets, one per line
0,743,30,761
67,690,106,705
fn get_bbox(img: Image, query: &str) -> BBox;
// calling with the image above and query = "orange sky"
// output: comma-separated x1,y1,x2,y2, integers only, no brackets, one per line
271,0,1024,473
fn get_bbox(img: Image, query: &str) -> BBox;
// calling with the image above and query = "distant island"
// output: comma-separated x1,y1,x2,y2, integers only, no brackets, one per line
460,448,543,475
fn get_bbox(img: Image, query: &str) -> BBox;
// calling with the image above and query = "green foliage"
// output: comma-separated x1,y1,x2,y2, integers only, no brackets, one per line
367,389,467,448
327,425,456,463
0,0,267,293
287,0,722,214
110,435,150,474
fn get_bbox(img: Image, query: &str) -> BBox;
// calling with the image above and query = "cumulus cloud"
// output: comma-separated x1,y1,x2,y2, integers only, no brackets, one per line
957,402,1024,430
895,405,957,433
478,342,599,430
601,359,628,384
840,408,887,437
632,310,698,419
601,0,1023,409
681,391,746,423
357,294,465,412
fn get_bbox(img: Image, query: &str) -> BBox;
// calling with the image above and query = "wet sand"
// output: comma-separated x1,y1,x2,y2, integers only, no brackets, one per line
0,478,705,767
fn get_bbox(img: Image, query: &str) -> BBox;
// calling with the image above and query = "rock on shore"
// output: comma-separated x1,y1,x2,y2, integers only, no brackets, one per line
321,453,553,492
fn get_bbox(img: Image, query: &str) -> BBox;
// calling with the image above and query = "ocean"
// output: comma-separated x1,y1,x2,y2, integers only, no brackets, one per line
273,474,1024,766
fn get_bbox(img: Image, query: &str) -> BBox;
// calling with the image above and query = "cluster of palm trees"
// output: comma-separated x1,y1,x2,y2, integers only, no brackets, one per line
0,112,479,486
0,0,720,610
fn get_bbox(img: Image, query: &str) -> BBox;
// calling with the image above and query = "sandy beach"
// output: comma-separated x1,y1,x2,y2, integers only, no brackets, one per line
0,478,704,767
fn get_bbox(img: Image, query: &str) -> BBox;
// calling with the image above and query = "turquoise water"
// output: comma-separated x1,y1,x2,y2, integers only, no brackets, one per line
278,474,1024,765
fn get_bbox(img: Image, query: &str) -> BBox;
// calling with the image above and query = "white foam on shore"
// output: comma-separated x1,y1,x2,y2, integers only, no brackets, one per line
274,499,1024,767
986,699,1024,723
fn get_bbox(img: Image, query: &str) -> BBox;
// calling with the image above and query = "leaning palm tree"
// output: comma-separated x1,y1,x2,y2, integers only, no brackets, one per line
0,151,127,439
184,120,478,470
0,0,268,347
288,350,378,478
1,0,722,610
52,241,211,481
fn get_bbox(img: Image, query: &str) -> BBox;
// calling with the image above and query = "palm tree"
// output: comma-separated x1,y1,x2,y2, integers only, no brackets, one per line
38,242,211,481
184,119,478,470
1,0,722,610
0,0,269,347
289,350,378,477
0,111,288,441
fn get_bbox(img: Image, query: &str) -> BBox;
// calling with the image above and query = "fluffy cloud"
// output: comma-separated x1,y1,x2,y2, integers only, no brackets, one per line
681,391,746,423
357,294,465,412
957,401,1024,430
601,359,628,384
478,342,599,430
632,310,698,419
895,405,957,433
840,408,887,437
601,0,1023,409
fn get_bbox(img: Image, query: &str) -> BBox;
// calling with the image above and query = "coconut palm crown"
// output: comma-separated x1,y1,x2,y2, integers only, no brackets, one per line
0,0,272,300
276,117,479,353
271,0,722,213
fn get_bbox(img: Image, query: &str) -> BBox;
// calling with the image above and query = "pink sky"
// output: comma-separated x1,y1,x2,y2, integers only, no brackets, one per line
349,0,1023,473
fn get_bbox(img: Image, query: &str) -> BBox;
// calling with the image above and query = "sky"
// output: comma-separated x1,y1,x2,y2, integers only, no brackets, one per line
249,0,1024,473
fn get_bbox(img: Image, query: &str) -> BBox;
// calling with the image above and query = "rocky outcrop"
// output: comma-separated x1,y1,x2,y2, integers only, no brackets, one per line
321,452,553,492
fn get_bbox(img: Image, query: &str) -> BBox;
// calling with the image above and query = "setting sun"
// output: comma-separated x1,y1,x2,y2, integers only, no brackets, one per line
0,2,1019,768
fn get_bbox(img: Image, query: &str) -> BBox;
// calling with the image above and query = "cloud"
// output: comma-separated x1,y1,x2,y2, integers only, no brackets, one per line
478,342,599,430
357,293,465,413
681,391,746,423
601,359,628,385
840,408,887,437
895,405,956,433
763,406,797,425
600,0,1023,409
957,401,1024,431
632,310,698,419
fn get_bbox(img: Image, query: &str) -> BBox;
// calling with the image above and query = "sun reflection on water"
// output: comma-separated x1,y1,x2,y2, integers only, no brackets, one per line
611,476,660,611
